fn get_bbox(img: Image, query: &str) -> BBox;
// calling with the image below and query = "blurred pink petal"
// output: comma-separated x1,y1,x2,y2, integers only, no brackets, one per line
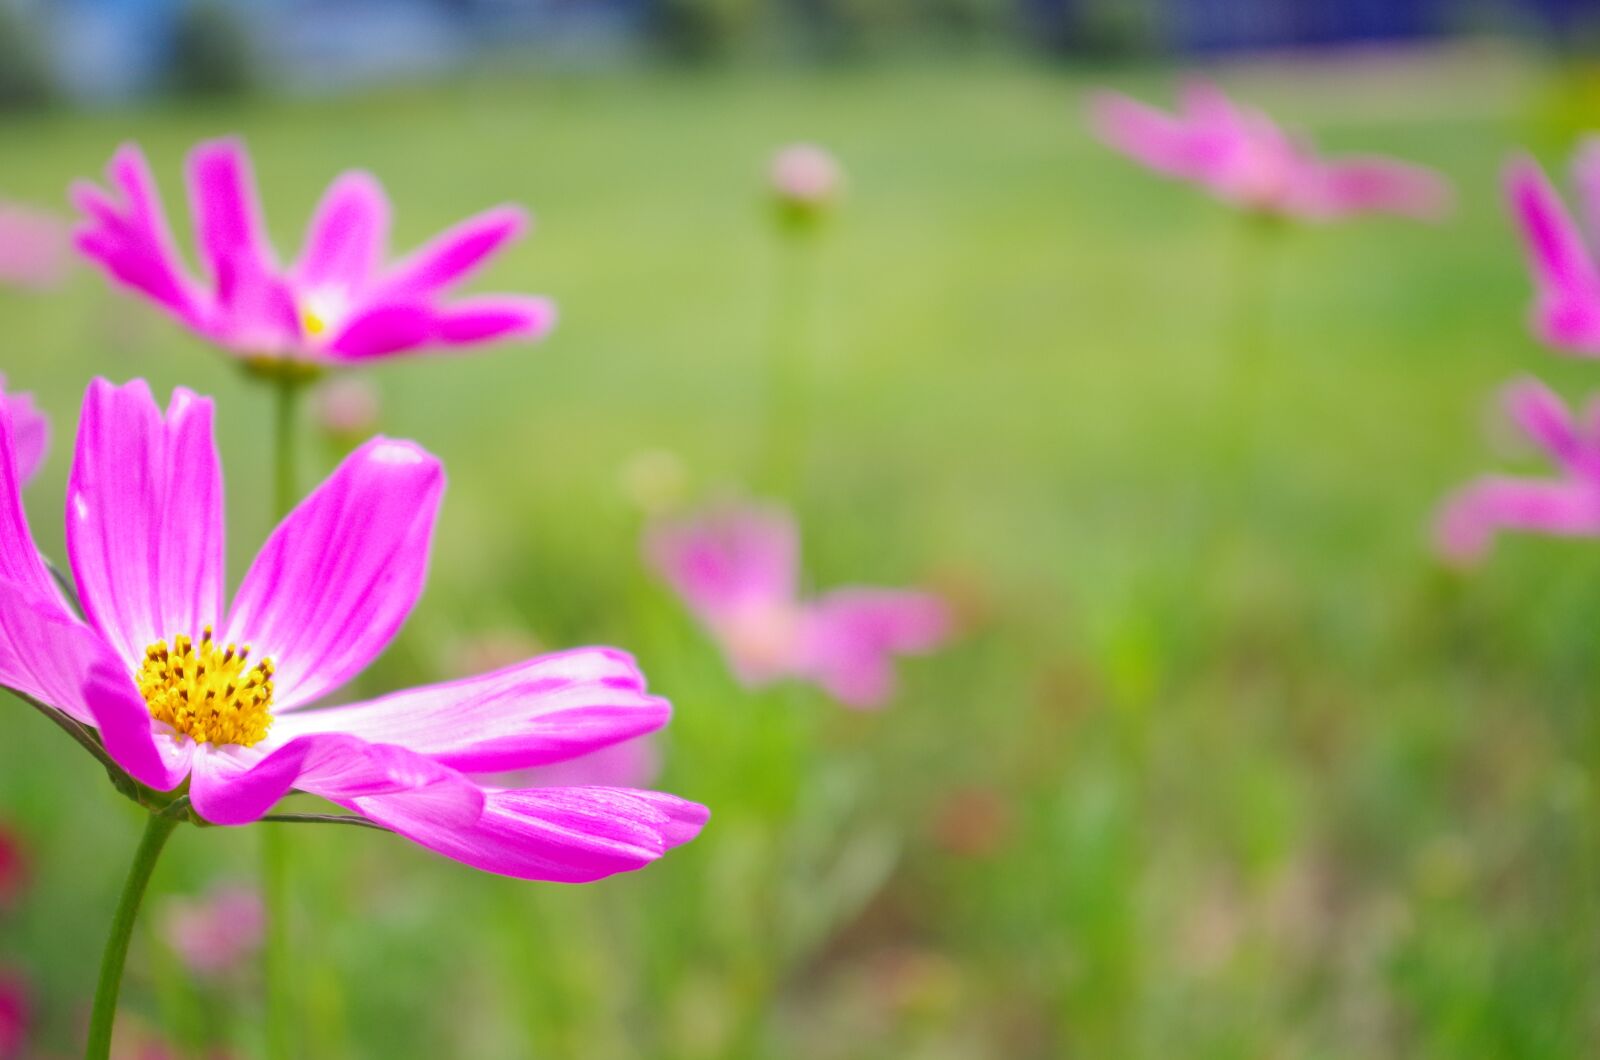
1437,379,1600,563
1091,79,1452,223
74,140,554,366
0,203,68,290
0,378,702,882
647,502,952,707
312,376,380,439
0,378,47,486
1507,153,1600,354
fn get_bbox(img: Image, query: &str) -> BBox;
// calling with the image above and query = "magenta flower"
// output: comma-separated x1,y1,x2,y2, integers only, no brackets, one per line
0,378,703,881
1435,377,1600,563
1504,145,1600,354
646,502,950,708
0,203,69,290
0,379,46,487
1090,80,1451,222
160,884,265,978
72,139,555,367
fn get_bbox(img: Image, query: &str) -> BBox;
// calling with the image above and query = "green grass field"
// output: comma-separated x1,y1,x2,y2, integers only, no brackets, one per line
2,52,1598,1058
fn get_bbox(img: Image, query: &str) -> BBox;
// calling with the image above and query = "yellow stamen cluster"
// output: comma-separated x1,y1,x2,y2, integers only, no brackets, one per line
136,626,275,747
302,309,328,337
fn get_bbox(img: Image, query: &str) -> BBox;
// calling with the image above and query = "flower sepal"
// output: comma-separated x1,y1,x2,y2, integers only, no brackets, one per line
239,356,324,387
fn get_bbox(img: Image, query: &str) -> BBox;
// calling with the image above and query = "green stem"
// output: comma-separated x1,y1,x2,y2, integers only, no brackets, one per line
263,374,303,1060
85,813,179,1059
761,230,818,499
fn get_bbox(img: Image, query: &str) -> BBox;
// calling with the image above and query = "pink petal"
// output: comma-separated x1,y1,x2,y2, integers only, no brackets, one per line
70,143,205,326
499,735,661,790
188,732,483,826
0,390,60,607
432,295,556,346
798,589,952,709
323,301,435,360
82,657,192,790
645,502,800,622
1501,377,1591,473
1506,155,1600,353
66,379,224,669
1306,158,1453,221
224,438,443,709
293,171,390,293
185,138,300,349
354,784,707,883
1089,90,1221,183
272,647,670,773
0,380,48,487
1434,476,1600,564
0,969,27,1059
0,578,113,726
372,205,527,302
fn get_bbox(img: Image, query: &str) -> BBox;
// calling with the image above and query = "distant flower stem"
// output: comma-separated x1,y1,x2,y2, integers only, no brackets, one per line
762,229,819,499
262,373,304,1060
1226,213,1282,488
85,813,179,1059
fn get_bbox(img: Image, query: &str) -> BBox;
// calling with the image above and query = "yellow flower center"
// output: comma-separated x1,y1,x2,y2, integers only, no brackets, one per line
302,308,328,337
137,626,275,747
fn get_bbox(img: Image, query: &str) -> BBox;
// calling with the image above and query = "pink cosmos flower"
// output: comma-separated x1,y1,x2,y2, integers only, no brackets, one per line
1089,80,1451,222
0,203,69,290
0,378,704,882
645,502,950,709
1435,377,1600,563
160,884,265,978
0,380,44,487
72,139,556,367
1504,144,1600,354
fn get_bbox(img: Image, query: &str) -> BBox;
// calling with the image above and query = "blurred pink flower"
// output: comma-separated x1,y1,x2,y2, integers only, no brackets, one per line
0,824,25,913
0,970,26,1059
160,884,264,978
312,376,380,441
770,143,842,209
72,138,556,368
0,203,69,290
1504,144,1600,354
0,379,45,487
1090,80,1451,222
0,377,703,882
1435,377,1600,563
646,502,951,708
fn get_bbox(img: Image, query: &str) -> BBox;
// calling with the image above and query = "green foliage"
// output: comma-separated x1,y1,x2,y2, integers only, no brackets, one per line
0,5,55,111
166,1,256,99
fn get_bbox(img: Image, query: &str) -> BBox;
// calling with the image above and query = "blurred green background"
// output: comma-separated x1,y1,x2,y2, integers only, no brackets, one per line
3,43,1600,1059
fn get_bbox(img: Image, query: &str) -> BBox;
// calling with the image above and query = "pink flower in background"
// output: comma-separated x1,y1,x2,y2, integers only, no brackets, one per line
0,970,26,1059
646,502,951,708
0,379,46,487
0,825,25,913
1090,80,1451,222
0,203,69,290
0,378,704,882
160,885,265,978
770,143,842,209
1505,145,1600,354
1435,378,1600,562
72,139,556,367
